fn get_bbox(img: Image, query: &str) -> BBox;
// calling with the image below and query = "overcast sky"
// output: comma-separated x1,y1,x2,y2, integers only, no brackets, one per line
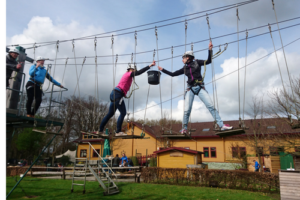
5,0,300,124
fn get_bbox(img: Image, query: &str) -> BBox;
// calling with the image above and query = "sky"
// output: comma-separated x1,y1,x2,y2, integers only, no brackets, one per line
4,0,300,124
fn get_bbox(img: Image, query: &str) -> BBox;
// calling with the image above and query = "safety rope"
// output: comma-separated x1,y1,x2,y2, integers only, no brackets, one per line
74,56,86,130
133,31,137,124
271,0,298,119
237,6,242,128
111,34,116,133
170,46,173,133
206,14,218,130
183,20,188,130
155,26,164,132
242,30,248,127
142,50,155,133
268,24,288,104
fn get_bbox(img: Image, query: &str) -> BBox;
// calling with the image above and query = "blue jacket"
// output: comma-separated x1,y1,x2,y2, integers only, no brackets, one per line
121,156,128,164
255,161,260,170
29,64,61,86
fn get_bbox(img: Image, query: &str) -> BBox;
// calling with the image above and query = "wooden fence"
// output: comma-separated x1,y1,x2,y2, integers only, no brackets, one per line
279,170,300,200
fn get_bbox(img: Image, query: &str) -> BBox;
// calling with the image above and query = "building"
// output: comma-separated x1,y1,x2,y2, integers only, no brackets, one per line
74,118,300,170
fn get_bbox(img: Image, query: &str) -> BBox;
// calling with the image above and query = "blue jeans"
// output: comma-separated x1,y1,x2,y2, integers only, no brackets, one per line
183,85,223,129
99,87,126,133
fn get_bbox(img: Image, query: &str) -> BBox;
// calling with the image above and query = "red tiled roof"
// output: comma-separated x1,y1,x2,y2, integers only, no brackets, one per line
153,147,203,154
131,118,300,138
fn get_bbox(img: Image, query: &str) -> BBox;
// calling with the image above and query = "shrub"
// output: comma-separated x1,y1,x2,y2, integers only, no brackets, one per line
149,157,157,167
141,168,279,193
130,156,138,166
57,155,70,166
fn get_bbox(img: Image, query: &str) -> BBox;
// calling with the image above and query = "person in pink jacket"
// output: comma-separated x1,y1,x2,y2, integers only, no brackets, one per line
99,61,156,136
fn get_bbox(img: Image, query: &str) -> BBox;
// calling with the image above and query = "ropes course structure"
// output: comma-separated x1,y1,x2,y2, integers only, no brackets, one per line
6,1,300,197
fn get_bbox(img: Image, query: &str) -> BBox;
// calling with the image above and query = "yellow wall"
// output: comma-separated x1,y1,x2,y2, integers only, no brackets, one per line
77,124,300,165
196,138,224,162
158,151,195,168
77,143,103,160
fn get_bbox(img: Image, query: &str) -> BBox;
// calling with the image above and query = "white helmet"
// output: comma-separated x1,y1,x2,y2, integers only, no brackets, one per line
36,56,46,61
127,63,136,70
9,49,20,55
182,51,194,58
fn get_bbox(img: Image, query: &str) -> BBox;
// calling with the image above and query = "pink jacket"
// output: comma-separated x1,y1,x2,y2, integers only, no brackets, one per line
117,72,132,95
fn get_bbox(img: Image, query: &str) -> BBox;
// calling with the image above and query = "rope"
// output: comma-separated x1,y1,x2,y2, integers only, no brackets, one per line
111,35,116,133
268,24,288,105
271,0,297,118
206,14,218,130
155,26,164,131
133,31,137,123
171,46,173,133
182,20,187,130
8,0,257,47
237,6,242,128
131,37,300,115
243,30,248,125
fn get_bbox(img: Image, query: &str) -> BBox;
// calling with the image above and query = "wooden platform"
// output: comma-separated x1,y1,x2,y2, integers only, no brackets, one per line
32,129,63,135
81,131,145,139
6,112,64,128
160,134,191,138
215,128,245,137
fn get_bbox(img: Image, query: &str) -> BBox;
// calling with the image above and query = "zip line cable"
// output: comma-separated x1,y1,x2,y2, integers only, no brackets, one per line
7,0,257,47
131,36,300,115
41,23,300,67
25,17,300,62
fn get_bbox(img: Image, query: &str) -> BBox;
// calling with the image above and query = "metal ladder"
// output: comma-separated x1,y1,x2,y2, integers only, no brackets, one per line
71,143,119,195
71,158,88,194
85,142,119,196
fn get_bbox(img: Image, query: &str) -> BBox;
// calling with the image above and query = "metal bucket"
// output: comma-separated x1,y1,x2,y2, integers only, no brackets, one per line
147,71,161,85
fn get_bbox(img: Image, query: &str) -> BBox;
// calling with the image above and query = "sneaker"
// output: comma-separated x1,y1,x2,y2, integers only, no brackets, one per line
179,128,187,134
115,132,127,136
95,131,107,137
221,124,233,131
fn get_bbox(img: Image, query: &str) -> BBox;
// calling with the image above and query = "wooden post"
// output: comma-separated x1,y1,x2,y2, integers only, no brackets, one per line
146,149,148,167
134,168,137,183
63,167,65,180
30,168,33,177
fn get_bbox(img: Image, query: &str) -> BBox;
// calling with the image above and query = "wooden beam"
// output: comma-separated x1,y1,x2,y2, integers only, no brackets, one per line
32,129,63,135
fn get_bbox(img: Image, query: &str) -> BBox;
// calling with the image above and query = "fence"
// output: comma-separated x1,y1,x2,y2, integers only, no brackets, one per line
136,154,157,166
141,167,279,193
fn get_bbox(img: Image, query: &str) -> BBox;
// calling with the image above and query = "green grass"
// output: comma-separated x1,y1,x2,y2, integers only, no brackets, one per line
6,177,280,200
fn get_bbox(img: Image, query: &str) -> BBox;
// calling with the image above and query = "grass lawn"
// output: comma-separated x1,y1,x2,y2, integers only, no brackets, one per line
6,177,280,200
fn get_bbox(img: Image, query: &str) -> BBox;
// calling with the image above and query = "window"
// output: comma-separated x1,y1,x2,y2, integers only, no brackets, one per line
232,147,239,158
203,147,209,158
83,135,87,139
270,147,284,156
88,135,92,139
267,126,276,129
202,128,210,131
93,149,100,157
210,147,216,158
80,150,87,157
240,147,246,158
256,147,263,156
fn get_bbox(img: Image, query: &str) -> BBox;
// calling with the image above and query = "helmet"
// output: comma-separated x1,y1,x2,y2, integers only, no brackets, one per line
9,49,20,55
36,56,46,61
182,51,194,58
127,63,136,70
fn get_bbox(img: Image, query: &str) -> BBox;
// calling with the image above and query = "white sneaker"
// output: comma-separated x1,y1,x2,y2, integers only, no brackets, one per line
221,124,233,131
115,132,127,136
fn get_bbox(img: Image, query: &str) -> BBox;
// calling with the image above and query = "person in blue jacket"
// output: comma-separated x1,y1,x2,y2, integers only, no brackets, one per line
253,159,261,172
120,153,128,167
26,56,63,118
